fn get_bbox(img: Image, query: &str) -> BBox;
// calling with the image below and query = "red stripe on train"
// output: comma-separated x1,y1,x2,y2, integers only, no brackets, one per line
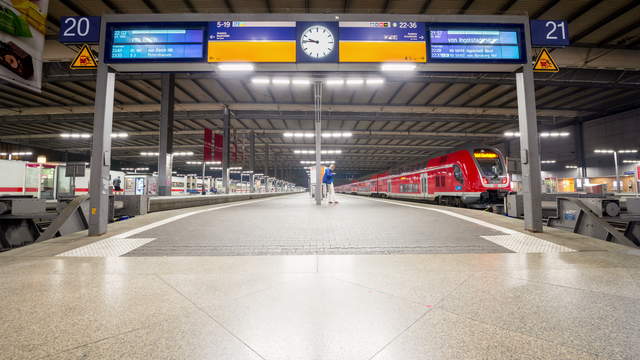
0,187,38,192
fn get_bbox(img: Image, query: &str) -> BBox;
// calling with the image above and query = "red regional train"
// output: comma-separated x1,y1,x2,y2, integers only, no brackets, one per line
336,147,511,207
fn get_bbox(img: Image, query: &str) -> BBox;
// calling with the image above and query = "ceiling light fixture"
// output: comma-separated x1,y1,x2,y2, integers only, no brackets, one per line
217,63,254,72
381,63,416,72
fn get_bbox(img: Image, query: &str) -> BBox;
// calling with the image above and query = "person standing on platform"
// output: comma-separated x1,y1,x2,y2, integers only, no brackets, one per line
323,164,338,204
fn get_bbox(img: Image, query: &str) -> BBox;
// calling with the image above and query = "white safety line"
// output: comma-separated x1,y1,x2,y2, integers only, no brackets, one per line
354,196,575,253
56,197,277,257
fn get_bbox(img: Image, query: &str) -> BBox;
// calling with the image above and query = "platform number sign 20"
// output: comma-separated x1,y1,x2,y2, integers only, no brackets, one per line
530,20,570,47
59,16,101,44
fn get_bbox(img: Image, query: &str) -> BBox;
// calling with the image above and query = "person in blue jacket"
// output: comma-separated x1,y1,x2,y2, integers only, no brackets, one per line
323,164,338,204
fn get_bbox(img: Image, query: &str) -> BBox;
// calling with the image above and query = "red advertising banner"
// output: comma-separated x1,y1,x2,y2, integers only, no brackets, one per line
203,129,213,161
214,134,223,161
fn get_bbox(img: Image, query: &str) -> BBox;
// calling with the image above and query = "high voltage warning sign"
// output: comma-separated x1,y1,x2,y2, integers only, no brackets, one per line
533,48,559,72
70,44,98,69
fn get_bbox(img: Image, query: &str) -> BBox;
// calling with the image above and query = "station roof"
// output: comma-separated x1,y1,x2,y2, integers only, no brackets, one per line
1,0,640,177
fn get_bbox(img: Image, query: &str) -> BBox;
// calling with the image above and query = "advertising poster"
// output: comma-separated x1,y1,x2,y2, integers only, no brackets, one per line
0,0,48,92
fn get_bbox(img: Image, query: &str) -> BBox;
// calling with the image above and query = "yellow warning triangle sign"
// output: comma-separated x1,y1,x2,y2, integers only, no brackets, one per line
70,44,98,70
533,48,559,73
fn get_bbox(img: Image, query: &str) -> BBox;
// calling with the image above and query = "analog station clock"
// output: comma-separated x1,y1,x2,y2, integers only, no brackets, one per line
300,25,335,59
296,22,339,62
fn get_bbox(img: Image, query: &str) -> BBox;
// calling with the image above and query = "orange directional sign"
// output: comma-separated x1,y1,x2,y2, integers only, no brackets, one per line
533,48,559,73
70,44,98,69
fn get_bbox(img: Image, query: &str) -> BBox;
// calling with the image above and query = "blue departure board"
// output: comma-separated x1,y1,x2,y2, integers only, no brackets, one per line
427,23,526,63
104,23,207,63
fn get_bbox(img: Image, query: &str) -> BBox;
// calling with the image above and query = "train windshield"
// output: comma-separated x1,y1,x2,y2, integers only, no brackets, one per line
473,149,505,178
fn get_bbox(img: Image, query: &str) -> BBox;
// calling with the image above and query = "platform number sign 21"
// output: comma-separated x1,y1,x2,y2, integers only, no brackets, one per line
59,16,101,44
530,20,570,47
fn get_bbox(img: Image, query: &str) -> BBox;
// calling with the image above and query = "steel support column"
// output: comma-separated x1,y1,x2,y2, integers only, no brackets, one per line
314,81,322,205
249,130,255,193
88,63,115,236
222,106,230,194
265,143,270,176
158,73,175,196
575,121,587,178
516,66,543,232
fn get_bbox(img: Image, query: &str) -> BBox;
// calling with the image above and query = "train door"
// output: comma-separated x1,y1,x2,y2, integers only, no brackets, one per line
39,166,56,200
387,180,392,196
421,173,428,199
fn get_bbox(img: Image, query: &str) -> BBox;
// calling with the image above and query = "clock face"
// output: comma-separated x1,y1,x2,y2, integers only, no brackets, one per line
300,25,335,59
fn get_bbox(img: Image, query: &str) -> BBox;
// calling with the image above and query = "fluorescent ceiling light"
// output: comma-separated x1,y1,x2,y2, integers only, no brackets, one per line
217,63,254,72
381,63,416,72
292,78,311,85
251,77,270,84
366,78,385,85
272,77,290,85
325,79,344,86
346,78,364,85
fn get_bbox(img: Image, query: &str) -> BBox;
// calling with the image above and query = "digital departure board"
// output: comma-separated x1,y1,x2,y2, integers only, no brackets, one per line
208,21,296,62
427,23,526,63
104,23,207,63
339,21,426,62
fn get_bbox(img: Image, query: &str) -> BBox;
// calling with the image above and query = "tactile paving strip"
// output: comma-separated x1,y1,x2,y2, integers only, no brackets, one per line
57,238,156,257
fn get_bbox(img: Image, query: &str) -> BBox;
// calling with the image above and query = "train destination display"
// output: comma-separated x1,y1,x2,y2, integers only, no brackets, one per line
105,23,207,62
339,21,426,62
428,24,526,63
208,21,296,62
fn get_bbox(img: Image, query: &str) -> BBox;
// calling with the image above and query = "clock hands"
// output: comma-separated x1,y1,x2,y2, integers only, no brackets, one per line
302,39,320,44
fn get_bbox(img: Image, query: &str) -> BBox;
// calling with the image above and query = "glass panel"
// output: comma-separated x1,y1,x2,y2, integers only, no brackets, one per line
56,166,72,196
40,168,55,200
25,165,39,197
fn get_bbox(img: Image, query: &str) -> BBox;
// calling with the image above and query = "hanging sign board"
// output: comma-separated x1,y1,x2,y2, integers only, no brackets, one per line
530,20,569,47
70,43,97,69
208,21,296,62
59,16,101,43
338,21,426,63
533,48,559,72
426,23,526,63
103,22,207,63
101,19,538,66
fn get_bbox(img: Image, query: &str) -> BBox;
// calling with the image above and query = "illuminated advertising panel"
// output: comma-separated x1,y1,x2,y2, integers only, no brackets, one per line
104,22,207,63
427,23,526,63
208,21,296,62
339,21,426,63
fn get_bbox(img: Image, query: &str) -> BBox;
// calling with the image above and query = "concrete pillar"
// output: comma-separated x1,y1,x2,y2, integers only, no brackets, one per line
314,81,323,205
158,73,175,196
222,106,230,194
516,66,543,232
575,121,587,178
88,63,115,236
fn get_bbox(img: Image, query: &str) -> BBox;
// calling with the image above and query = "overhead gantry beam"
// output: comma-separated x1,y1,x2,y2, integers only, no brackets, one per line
0,102,590,118
0,129,505,141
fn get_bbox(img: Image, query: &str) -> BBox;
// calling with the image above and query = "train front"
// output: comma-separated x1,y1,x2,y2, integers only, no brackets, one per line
471,148,511,204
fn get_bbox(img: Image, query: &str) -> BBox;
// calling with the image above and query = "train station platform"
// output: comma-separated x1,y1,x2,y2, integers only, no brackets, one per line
2,193,640,359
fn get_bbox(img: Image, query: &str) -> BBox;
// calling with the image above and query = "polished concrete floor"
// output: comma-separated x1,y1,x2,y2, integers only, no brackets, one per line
2,194,640,359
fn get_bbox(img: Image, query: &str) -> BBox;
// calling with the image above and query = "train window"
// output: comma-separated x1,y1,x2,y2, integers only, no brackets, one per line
474,149,505,178
453,165,464,184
